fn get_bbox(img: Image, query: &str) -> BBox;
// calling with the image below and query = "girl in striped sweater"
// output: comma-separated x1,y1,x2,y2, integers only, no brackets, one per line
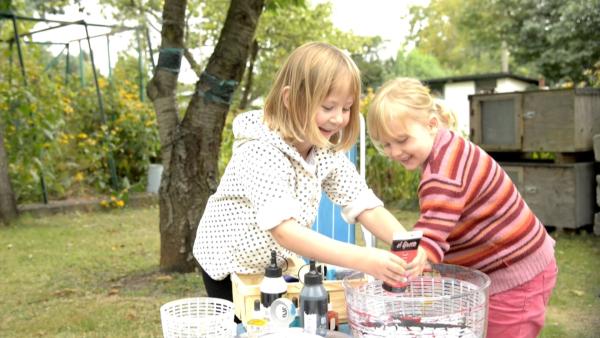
367,77,557,338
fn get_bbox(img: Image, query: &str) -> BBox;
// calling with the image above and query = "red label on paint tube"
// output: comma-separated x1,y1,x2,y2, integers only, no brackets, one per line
382,230,422,293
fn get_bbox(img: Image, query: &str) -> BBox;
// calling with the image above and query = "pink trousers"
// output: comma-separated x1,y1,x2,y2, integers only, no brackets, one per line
486,258,558,338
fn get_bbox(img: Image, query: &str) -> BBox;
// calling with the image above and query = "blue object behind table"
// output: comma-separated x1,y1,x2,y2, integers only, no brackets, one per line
311,145,357,246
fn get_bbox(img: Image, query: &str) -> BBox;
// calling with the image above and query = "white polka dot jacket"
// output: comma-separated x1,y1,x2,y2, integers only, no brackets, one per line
193,110,383,280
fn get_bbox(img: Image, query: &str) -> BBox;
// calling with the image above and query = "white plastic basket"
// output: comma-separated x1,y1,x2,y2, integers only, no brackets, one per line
160,297,235,338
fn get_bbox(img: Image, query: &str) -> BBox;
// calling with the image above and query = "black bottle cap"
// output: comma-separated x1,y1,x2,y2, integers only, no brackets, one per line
264,250,282,278
304,260,323,285
382,282,407,293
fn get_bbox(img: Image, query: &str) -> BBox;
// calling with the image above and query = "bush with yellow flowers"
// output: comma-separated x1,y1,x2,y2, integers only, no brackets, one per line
99,189,128,209
0,46,159,204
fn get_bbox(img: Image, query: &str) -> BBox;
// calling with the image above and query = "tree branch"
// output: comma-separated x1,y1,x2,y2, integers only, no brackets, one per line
184,48,202,78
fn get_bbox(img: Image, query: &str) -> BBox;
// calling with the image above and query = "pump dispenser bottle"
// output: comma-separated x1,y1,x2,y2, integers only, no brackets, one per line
259,250,287,319
299,260,328,337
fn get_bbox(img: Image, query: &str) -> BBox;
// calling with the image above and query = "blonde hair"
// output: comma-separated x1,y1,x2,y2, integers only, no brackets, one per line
263,42,361,151
367,77,457,152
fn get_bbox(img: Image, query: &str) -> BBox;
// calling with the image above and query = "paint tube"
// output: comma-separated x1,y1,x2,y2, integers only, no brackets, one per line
382,230,422,293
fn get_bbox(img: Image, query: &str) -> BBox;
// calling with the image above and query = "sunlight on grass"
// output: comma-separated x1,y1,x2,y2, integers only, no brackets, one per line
0,206,191,338
540,231,600,338
1,206,599,337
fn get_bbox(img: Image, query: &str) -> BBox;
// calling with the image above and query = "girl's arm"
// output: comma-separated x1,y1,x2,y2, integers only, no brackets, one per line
356,206,407,245
357,206,429,277
270,218,408,285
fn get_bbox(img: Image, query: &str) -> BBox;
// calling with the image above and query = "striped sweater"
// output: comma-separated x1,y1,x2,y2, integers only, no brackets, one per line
415,128,555,294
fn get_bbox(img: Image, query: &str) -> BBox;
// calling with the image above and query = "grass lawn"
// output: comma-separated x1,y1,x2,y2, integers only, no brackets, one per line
1,206,599,337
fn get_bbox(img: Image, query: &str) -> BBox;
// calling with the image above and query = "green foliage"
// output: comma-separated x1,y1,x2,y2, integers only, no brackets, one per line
99,0,163,17
365,144,421,210
407,0,504,76
0,0,78,16
0,42,159,203
236,2,386,108
351,51,394,91
499,0,600,84
583,61,600,88
408,0,600,85
265,0,306,12
0,0,10,11
392,48,449,80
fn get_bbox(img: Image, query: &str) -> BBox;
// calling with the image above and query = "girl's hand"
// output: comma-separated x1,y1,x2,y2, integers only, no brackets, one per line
361,247,430,286
361,248,410,286
405,247,429,278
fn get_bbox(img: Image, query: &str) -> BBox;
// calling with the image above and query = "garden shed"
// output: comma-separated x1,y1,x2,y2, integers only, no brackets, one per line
423,73,539,136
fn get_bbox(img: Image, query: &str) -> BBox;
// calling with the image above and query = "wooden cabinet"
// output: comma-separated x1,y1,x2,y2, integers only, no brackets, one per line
470,88,600,153
500,162,595,229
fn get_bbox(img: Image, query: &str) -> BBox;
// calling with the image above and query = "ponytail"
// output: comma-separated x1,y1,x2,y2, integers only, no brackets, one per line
432,99,457,131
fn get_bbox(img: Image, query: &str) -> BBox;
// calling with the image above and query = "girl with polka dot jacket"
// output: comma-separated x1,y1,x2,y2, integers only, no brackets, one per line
193,42,427,303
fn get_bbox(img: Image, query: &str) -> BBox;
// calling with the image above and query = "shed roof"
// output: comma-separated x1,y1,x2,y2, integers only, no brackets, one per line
423,72,539,86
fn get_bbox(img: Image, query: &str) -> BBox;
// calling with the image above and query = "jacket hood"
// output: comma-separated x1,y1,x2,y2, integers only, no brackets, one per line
232,110,305,163
233,109,350,177
232,110,347,177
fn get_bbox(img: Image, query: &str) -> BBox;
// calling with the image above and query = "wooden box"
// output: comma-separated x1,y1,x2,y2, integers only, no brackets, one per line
500,162,595,228
470,88,600,152
231,272,350,325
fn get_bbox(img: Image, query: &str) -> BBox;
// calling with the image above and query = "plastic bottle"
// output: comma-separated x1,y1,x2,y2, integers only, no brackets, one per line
299,260,328,337
260,250,287,319
246,299,268,338
326,292,339,331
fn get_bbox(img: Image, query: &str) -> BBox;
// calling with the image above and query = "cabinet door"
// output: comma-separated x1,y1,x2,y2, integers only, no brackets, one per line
522,90,575,152
500,163,593,229
520,165,576,227
499,164,523,192
470,93,522,151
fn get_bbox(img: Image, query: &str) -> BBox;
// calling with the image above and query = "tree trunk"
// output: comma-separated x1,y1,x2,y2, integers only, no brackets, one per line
0,126,18,225
239,39,259,110
148,0,265,273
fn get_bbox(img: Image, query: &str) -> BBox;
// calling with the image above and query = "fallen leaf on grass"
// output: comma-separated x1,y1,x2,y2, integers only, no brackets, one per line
52,288,78,297
126,309,137,320
155,275,173,282
570,289,584,296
